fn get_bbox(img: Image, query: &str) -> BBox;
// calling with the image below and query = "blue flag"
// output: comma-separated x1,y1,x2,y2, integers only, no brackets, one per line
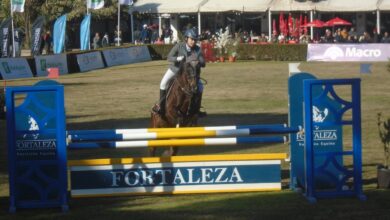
360,63,372,74
80,14,91,51
53,14,67,54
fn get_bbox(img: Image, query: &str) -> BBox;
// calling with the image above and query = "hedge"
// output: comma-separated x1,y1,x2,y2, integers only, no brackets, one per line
146,44,307,62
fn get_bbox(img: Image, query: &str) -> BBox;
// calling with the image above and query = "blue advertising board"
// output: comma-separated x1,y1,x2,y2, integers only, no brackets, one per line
6,80,68,212
289,73,343,190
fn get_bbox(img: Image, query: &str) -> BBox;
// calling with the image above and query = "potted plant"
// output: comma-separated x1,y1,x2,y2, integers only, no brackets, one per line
377,112,390,188
214,27,232,62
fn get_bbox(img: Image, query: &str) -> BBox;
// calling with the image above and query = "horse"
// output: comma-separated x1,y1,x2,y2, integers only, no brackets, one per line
150,60,200,156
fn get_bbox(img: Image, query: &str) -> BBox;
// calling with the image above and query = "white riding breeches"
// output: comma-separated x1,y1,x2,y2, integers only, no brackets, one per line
160,68,203,92
160,69,176,90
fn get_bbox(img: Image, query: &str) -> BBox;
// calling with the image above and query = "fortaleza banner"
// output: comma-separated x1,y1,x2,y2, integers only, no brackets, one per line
0,58,33,79
307,44,390,62
70,160,281,197
34,54,68,76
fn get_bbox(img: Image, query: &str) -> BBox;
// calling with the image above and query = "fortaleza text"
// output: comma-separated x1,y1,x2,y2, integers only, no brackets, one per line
110,167,244,187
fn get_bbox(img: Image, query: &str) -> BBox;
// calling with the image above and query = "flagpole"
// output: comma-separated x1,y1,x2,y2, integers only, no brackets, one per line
117,1,120,46
86,0,90,50
10,1,16,57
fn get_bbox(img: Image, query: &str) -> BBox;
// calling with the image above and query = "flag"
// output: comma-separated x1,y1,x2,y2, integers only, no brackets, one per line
119,0,133,5
87,0,104,9
288,13,293,36
304,16,308,35
0,18,12,58
279,12,284,36
53,14,67,54
80,14,91,51
11,0,25,12
272,19,277,36
31,16,45,56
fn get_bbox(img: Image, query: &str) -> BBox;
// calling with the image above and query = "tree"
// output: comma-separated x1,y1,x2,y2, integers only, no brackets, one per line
0,0,128,49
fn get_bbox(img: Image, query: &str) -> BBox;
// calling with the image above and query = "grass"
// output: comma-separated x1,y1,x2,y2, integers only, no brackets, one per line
1,60,390,219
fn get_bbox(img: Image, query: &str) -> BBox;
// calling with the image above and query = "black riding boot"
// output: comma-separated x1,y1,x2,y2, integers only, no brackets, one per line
197,92,207,117
154,89,167,115
189,91,207,117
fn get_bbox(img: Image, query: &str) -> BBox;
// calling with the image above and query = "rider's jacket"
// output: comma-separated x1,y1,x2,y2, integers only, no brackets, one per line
167,42,206,74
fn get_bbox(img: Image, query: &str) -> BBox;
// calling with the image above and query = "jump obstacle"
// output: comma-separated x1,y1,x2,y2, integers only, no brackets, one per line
5,73,365,212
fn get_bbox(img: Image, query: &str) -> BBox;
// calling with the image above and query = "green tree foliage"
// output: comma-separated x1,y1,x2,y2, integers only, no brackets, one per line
0,0,130,48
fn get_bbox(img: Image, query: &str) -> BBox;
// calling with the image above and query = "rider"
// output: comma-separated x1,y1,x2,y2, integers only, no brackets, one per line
153,28,206,116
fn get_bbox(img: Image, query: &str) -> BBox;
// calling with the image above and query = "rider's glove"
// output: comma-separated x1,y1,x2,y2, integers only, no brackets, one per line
177,56,184,61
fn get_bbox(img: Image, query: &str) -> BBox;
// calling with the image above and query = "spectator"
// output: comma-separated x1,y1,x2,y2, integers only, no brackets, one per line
341,28,349,41
278,33,285,43
348,27,357,39
140,24,151,44
381,32,390,43
324,29,333,43
359,31,371,43
102,33,109,47
93,32,101,49
162,24,172,44
372,28,379,43
151,24,159,43
345,35,354,43
43,31,52,54
114,26,122,45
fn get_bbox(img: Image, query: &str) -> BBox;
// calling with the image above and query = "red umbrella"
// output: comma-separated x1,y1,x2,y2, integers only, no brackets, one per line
324,17,352,26
301,19,325,28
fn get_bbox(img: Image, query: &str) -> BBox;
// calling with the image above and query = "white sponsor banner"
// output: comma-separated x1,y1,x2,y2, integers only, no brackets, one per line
102,46,151,67
0,58,33,80
35,54,68,77
76,51,105,72
307,44,390,62
11,0,25,12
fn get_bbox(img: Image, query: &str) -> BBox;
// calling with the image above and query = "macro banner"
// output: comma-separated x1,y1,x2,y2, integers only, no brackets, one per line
53,14,67,54
80,14,91,51
0,58,33,79
102,46,151,67
307,43,390,62
31,16,45,56
0,18,12,58
34,54,68,76
76,51,105,72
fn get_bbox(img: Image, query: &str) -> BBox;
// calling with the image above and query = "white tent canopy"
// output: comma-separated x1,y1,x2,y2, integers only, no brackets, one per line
378,0,390,11
132,0,208,13
199,0,272,13
269,0,315,12
314,0,378,12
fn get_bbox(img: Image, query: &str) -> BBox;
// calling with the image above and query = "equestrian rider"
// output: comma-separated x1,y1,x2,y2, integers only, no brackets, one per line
153,29,206,116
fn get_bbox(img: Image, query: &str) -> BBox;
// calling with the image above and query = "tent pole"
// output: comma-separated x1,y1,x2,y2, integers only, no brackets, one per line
198,12,201,36
377,9,380,35
268,9,271,42
310,10,313,40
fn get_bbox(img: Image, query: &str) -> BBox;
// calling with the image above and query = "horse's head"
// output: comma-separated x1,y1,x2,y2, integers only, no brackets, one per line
178,60,199,95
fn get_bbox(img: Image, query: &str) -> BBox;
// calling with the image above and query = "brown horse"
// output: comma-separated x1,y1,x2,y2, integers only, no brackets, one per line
150,60,200,156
